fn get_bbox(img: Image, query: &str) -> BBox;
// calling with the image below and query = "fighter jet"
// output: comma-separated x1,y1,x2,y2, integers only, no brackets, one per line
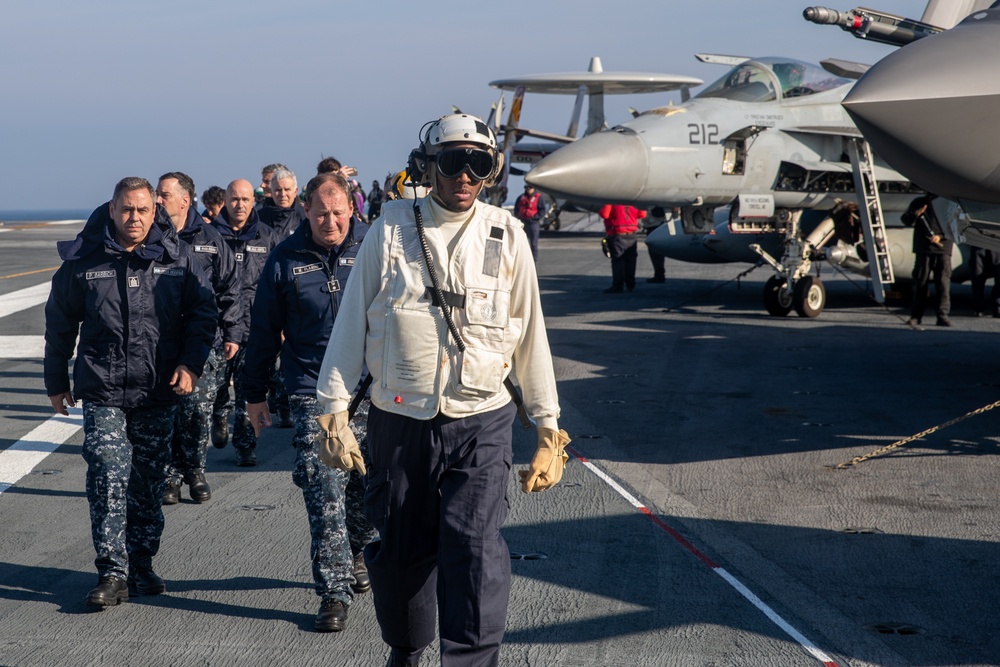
839,5,1000,246
646,206,969,312
484,57,702,220
809,1,1000,248
525,54,922,316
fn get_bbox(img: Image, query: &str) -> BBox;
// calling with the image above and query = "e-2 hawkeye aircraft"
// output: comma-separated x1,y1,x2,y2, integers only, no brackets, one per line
524,53,925,317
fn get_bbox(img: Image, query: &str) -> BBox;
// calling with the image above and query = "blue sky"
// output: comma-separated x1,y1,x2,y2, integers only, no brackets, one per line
0,1,927,210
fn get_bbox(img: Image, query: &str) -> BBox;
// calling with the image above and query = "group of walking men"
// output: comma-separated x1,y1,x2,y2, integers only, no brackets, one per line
44,112,570,666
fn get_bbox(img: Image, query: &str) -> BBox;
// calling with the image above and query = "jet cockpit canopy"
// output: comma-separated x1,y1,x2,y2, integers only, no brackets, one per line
695,57,851,103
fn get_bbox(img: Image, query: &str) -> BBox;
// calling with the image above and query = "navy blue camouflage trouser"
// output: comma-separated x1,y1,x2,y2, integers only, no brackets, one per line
289,394,376,603
212,346,255,451
168,346,225,482
81,402,177,579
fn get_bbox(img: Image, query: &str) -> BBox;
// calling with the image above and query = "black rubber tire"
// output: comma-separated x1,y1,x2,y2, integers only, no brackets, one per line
793,276,826,318
763,276,793,316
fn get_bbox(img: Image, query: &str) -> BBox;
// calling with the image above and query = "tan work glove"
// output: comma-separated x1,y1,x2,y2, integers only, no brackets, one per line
315,411,367,475
519,427,571,493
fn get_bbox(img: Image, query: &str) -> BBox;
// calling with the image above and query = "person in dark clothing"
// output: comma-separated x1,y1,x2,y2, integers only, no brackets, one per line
969,245,1000,317
209,179,281,464
257,163,286,205
367,179,383,222
513,184,547,261
243,172,377,633
643,206,669,283
201,185,226,225
254,168,305,425
156,172,242,505
599,204,646,293
904,196,954,327
257,168,308,239
44,177,217,607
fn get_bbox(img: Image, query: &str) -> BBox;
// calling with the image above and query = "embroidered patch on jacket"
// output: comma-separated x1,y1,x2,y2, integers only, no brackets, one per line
339,257,355,266
482,239,502,277
490,227,504,240
193,245,218,254
128,276,140,288
85,270,116,280
153,267,184,276
246,245,268,254
293,263,323,276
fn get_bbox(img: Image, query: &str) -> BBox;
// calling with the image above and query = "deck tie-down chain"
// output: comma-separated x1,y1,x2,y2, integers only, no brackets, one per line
831,398,1000,469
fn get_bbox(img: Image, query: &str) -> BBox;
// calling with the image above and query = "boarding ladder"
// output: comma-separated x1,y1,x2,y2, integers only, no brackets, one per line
848,137,895,302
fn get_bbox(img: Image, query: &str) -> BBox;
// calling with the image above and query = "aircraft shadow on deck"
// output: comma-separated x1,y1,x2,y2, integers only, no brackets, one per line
539,272,927,318
536,274,1000,465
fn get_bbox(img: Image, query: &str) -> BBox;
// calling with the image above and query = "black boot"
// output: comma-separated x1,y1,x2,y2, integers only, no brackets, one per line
85,575,128,607
162,479,181,506
235,446,257,467
277,406,293,428
315,597,348,632
127,567,166,596
184,471,212,503
351,552,370,594
211,415,229,449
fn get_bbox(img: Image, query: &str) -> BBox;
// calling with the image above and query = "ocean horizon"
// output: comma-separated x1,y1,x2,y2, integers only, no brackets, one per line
0,209,90,223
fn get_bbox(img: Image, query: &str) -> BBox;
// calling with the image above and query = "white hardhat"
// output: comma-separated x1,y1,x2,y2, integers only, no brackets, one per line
424,113,498,153
409,113,504,187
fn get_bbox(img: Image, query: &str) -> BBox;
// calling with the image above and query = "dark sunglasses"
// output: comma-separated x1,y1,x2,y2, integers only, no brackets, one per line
433,147,495,181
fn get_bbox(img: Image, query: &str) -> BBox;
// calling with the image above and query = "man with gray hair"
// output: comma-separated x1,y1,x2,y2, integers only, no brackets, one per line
258,168,307,238
255,167,307,427
44,177,217,607
257,163,286,204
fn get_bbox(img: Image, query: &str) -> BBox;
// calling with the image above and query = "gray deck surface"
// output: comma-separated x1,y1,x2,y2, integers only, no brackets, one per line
1,219,998,666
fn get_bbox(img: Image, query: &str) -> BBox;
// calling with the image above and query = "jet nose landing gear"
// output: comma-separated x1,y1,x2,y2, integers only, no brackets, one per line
762,275,826,318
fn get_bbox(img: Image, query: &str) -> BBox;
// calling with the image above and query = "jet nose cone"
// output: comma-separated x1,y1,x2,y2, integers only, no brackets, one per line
844,13,1000,202
525,129,649,205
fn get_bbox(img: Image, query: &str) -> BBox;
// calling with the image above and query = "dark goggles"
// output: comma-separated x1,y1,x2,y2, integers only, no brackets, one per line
433,147,495,181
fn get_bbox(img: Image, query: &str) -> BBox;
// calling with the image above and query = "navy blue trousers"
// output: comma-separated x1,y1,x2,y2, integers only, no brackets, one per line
364,401,516,667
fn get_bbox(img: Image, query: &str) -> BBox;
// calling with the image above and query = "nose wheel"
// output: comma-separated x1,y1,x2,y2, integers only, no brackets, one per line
763,276,794,316
793,276,825,318
763,275,825,317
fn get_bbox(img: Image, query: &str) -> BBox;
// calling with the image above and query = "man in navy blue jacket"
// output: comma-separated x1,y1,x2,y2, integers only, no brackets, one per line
44,177,217,607
156,172,242,504
209,179,280,465
243,172,376,632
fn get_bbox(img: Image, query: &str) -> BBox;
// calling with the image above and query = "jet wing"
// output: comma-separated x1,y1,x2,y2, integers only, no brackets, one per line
489,72,703,95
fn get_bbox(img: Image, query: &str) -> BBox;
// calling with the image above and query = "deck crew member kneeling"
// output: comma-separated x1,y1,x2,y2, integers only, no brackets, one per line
316,113,570,667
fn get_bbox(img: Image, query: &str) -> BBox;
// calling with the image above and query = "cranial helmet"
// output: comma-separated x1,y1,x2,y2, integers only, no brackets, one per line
408,113,505,188
391,169,430,200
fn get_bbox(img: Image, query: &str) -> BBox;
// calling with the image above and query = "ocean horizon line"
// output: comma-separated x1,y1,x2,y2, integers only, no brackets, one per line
0,209,91,223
